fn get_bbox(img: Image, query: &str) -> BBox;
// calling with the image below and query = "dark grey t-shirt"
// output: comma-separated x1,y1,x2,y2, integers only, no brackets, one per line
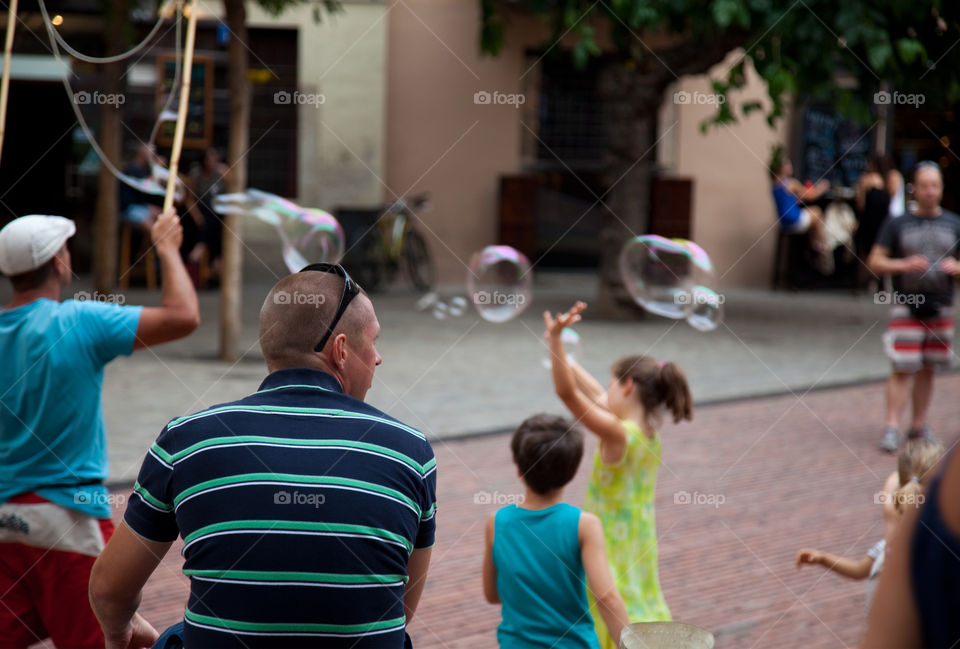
875,210,960,305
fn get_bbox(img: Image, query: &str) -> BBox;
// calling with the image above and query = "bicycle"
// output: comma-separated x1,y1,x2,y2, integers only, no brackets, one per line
350,193,436,293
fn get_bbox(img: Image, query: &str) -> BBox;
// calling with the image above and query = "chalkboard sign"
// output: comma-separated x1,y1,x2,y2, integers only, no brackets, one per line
155,53,213,149
800,105,870,187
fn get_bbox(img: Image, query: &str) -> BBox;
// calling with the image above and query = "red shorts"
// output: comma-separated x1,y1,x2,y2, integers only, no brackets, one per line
884,305,954,372
0,493,114,649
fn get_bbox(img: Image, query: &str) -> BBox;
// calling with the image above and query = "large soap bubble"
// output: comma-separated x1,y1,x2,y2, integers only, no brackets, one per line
467,245,532,323
213,190,345,273
619,235,693,319
620,235,724,331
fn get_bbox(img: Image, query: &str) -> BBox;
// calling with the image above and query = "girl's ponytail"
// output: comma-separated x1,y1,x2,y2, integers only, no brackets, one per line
893,478,924,514
658,361,693,423
896,437,946,513
612,355,693,426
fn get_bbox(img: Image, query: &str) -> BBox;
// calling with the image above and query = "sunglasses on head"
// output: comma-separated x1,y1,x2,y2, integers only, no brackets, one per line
298,263,361,352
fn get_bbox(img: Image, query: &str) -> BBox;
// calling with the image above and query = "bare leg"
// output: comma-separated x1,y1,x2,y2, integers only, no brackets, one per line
886,371,912,429
910,366,935,430
807,206,827,251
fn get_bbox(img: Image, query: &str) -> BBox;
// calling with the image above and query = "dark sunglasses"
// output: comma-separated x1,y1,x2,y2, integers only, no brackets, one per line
298,263,361,352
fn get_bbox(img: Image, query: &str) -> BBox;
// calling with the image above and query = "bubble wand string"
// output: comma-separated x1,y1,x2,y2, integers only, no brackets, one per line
164,0,198,212
38,0,184,197
0,0,18,168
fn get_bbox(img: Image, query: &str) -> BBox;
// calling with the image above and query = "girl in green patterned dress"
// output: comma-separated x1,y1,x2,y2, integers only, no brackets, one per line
544,301,693,649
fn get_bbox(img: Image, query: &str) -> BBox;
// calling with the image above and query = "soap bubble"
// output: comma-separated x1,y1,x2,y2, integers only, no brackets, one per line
619,235,693,319
467,245,532,323
212,190,345,272
541,328,583,369
685,285,724,332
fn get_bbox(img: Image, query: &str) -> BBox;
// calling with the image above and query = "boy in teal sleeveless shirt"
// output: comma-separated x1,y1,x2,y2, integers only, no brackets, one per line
482,414,629,648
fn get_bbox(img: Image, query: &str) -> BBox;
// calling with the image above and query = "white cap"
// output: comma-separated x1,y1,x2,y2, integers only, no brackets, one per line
0,215,76,276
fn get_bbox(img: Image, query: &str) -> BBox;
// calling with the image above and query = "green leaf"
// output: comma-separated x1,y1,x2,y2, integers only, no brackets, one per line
867,40,894,71
711,0,748,29
895,38,926,65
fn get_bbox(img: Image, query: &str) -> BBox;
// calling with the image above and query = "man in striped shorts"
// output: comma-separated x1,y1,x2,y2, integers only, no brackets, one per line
868,161,960,452
89,264,437,648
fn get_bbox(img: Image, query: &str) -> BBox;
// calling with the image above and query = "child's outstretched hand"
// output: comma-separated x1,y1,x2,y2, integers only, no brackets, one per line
796,549,822,568
543,301,586,339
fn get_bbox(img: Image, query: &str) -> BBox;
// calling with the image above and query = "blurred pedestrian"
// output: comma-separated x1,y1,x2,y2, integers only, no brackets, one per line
868,161,960,452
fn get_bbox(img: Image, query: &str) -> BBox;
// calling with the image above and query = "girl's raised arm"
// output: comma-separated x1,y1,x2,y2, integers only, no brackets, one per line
545,303,627,456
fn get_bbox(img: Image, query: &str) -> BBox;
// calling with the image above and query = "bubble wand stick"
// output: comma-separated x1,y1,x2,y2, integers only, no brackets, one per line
164,0,198,212
0,0,19,167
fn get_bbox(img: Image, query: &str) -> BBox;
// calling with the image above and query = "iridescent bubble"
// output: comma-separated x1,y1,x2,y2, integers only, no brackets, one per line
619,235,694,319
673,239,713,274
285,208,345,267
212,190,345,272
685,285,724,332
541,328,583,369
467,245,533,323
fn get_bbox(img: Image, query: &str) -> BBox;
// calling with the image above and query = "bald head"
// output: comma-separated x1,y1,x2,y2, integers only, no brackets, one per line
259,272,372,371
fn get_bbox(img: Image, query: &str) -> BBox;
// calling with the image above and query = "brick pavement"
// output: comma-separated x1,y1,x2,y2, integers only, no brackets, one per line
89,375,960,649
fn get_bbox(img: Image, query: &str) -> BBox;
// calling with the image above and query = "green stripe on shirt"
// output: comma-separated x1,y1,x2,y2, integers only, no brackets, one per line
165,435,430,474
183,520,413,552
133,482,172,511
167,405,425,440
183,569,408,585
172,473,420,515
185,608,405,634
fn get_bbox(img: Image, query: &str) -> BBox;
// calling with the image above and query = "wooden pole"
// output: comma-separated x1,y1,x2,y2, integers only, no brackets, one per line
0,0,19,168
220,0,249,362
164,0,198,212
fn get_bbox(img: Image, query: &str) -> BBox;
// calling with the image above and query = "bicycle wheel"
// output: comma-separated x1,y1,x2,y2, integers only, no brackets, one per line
403,229,436,291
353,225,386,293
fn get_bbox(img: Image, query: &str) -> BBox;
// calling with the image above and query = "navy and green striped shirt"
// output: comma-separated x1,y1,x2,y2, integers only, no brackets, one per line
124,368,437,648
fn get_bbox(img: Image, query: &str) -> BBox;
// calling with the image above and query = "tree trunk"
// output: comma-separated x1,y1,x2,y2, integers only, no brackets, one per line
220,0,249,361
93,0,129,292
592,62,665,319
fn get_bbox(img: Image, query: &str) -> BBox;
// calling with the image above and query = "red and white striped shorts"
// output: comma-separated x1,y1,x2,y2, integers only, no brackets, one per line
884,305,955,372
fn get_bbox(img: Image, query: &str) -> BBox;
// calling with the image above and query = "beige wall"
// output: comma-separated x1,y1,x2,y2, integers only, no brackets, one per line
192,1,388,253
385,1,541,284
658,51,789,288
385,5,789,287
200,0,388,210
245,1,388,209
225,1,786,287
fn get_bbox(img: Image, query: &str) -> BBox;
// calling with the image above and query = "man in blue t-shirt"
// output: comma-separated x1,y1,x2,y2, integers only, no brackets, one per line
868,161,960,452
0,209,199,648
89,266,436,649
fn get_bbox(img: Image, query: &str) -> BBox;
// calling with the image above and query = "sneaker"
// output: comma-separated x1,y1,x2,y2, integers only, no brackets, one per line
879,427,899,453
906,425,936,442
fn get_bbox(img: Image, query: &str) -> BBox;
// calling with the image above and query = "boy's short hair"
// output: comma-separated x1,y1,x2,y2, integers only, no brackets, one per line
511,414,584,495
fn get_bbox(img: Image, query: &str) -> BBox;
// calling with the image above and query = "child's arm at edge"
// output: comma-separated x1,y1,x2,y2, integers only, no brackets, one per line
796,548,874,580
580,512,629,645
483,513,500,604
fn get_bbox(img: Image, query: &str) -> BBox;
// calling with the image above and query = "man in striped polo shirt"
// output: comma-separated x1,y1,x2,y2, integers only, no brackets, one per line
89,265,437,648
